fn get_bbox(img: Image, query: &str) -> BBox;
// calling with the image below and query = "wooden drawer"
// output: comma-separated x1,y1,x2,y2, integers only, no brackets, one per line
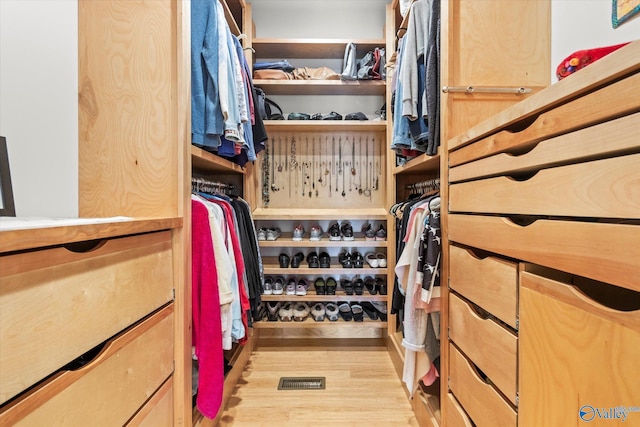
126,377,173,427
0,305,174,426
450,153,640,219
519,269,640,427
449,71,640,167
449,293,517,404
449,345,517,427
0,231,174,404
449,214,640,293
449,245,518,329
445,393,474,427
450,112,640,183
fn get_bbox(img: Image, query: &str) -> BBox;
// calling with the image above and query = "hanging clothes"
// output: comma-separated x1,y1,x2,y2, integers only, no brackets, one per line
393,193,441,398
191,0,266,167
191,198,224,419
391,0,441,160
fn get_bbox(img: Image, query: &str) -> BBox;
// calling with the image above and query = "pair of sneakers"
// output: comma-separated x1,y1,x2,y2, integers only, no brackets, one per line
293,224,323,241
258,227,282,241
263,276,285,295
284,278,309,296
328,221,354,241
362,223,386,241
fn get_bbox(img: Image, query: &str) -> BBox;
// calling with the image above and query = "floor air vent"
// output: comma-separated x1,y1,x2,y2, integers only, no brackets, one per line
277,377,326,390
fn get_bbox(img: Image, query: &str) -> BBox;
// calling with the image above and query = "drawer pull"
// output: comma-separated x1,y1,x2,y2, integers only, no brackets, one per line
503,215,538,227
465,299,492,321
62,341,107,371
63,239,106,253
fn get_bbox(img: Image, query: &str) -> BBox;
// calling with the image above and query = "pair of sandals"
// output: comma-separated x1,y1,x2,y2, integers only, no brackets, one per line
338,303,364,322
341,278,365,296
339,251,364,268
365,252,387,268
314,277,337,295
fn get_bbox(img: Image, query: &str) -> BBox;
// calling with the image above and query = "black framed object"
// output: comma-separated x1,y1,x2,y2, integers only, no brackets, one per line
0,136,16,217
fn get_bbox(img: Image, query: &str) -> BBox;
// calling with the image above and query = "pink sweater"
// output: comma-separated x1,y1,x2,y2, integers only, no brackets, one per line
192,199,223,419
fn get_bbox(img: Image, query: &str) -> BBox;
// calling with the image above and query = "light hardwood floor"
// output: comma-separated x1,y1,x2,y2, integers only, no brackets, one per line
212,338,420,426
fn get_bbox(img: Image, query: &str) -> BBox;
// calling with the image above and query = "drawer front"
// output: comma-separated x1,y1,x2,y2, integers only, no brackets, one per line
445,393,474,427
449,293,518,404
449,345,517,427
449,71,640,166
449,245,518,328
450,112,640,183
519,271,640,427
126,378,173,427
0,305,174,426
0,231,174,404
449,214,640,293
450,153,640,219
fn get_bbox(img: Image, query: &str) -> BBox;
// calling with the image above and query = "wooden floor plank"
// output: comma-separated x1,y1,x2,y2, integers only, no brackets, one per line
213,340,419,426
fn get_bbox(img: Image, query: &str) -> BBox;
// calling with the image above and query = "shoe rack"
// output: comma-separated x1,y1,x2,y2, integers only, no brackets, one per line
243,4,396,340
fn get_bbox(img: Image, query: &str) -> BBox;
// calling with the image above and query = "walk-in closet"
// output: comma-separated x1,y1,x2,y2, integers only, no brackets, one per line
1,0,638,426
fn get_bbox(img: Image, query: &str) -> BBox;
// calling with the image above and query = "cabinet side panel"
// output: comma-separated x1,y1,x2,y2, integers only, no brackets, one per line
79,0,178,218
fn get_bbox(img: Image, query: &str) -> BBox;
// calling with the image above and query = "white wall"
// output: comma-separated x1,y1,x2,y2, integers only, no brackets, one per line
0,0,637,218
0,0,78,217
551,0,640,82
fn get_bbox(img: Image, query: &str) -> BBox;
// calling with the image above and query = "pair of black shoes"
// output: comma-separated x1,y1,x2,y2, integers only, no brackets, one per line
339,251,363,268
341,278,365,295
280,252,305,268
307,251,331,268
280,252,330,268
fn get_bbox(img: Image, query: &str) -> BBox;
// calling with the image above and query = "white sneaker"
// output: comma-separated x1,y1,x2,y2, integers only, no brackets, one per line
292,224,305,241
309,225,323,241
266,227,281,241
262,276,274,295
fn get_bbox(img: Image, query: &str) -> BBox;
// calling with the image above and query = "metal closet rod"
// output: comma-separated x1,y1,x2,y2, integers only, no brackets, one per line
191,176,234,194
406,177,440,190
441,86,532,94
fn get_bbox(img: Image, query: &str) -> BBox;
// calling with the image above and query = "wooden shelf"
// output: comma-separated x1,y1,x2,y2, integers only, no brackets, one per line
253,38,386,59
259,236,388,248
261,293,388,302
191,145,246,174
252,207,389,220
263,265,388,276
255,79,386,96
254,317,387,328
394,149,441,175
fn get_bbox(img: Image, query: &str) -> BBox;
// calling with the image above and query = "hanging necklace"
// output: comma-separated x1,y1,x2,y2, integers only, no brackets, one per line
372,137,379,191
262,138,270,206
291,137,298,197
312,137,316,197
363,138,371,198
357,136,363,195
334,137,339,193
270,138,279,192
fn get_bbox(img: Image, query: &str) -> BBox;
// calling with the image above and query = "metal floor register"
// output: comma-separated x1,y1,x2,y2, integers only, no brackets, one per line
277,377,326,390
